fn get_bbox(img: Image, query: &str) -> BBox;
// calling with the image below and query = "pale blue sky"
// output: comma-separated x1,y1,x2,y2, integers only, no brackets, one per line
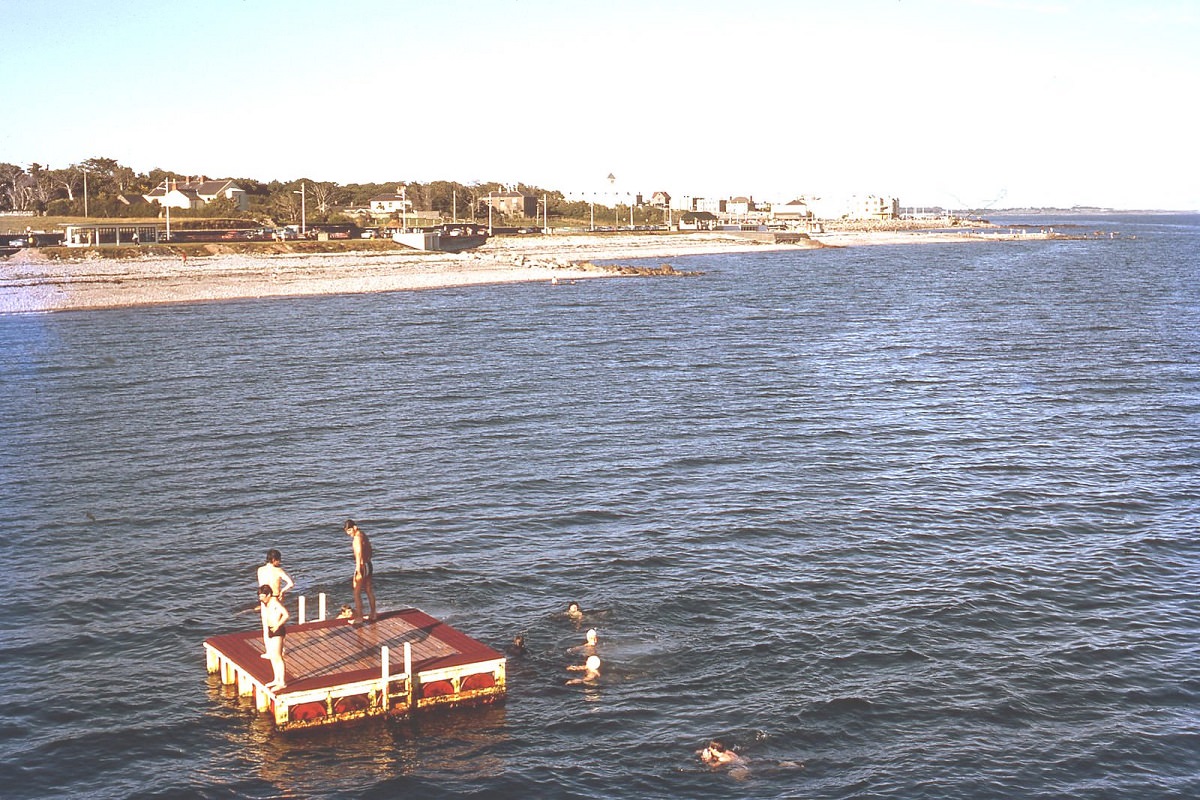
3,0,1196,209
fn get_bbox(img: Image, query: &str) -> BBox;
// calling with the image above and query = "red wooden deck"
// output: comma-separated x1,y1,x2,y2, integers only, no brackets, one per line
204,607,502,696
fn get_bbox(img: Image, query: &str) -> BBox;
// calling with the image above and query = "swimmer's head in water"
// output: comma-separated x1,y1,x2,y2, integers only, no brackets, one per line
586,628,597,643
585,655,601,671
567,602,581,613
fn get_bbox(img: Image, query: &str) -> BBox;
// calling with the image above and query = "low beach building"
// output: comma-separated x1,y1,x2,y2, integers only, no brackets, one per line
677,210,719,230
64,222,162,246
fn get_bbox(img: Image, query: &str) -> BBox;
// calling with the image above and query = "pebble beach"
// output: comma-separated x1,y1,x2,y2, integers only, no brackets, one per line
0,227,1025,314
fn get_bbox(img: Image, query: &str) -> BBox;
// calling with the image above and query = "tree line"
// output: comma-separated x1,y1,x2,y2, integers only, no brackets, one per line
0,157,647,226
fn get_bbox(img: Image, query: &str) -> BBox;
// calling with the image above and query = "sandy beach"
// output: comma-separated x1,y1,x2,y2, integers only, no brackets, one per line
1,227,1035,314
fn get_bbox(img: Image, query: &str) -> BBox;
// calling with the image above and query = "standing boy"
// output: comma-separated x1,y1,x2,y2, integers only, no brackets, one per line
343,519,377,624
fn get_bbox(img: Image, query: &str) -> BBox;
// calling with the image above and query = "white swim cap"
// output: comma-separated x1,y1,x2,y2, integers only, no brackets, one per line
586,628,597,641
585,655,601,670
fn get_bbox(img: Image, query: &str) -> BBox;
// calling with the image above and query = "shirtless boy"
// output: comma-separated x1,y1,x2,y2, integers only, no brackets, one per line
344,519,377,624
566,654,601,685
257,549,294,647
257,549,294,600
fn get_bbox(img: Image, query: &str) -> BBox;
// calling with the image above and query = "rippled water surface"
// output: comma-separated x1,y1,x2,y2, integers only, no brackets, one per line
2,214,1198,799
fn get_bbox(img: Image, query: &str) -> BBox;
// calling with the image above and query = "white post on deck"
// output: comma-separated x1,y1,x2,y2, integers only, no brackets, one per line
318,592,326,621
298,595,306,625
404,642,414,711
381,645,390,688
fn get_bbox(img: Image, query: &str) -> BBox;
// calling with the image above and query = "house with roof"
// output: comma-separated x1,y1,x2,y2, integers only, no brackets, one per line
772,199,813,221
116,193,153,210
727,196,757,217
369,188,413,215
480,191,537,217
677,210,719,231
144,178,248,211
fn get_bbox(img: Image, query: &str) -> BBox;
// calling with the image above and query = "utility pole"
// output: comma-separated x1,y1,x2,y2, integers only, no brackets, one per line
161,177,172,242
293,182,307,235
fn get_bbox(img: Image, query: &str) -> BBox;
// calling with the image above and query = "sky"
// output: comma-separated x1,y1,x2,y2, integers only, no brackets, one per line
2,0,1197,210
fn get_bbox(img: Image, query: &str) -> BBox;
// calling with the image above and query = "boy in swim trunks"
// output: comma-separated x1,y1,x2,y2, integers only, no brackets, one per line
344,519,376,624
258,584,289,690
256,549,294,648
256,549,294,601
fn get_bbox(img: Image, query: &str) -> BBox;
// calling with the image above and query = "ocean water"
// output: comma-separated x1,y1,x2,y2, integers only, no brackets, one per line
1,214,1197,799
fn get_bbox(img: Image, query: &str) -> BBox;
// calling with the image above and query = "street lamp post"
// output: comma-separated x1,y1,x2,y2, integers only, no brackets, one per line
160,177,172,243
607,172,616,230
294,183,306,236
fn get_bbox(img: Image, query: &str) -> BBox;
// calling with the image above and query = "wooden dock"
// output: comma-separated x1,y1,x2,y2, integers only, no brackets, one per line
204,607,506,731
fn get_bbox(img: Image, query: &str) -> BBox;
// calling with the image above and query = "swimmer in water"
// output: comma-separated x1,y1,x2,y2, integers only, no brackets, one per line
698,740,745,769
567,628,598,657
506,633,528,657
566,654,600,685
565,602,584,623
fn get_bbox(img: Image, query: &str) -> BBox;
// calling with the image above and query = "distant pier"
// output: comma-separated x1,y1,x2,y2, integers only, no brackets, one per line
204,606,506,731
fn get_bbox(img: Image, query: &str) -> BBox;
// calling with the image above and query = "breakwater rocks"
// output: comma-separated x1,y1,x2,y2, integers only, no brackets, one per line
823,217,996,232
573,261,702,277
728,231,825,247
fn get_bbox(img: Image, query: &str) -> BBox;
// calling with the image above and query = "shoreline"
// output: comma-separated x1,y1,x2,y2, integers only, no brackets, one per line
1,228,1044,314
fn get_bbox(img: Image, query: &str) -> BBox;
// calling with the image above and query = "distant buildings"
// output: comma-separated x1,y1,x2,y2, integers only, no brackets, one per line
852,194,900,220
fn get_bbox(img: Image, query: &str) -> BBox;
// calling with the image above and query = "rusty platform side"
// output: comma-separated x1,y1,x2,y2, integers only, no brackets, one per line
204,607,506,730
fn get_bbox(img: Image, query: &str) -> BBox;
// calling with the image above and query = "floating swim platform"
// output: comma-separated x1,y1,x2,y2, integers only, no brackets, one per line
203,607,506,731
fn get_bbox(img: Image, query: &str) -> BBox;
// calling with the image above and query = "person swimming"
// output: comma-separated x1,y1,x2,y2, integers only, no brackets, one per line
506,633,528,657
566,654,600,685
567,628,598,656
699,740,745,768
